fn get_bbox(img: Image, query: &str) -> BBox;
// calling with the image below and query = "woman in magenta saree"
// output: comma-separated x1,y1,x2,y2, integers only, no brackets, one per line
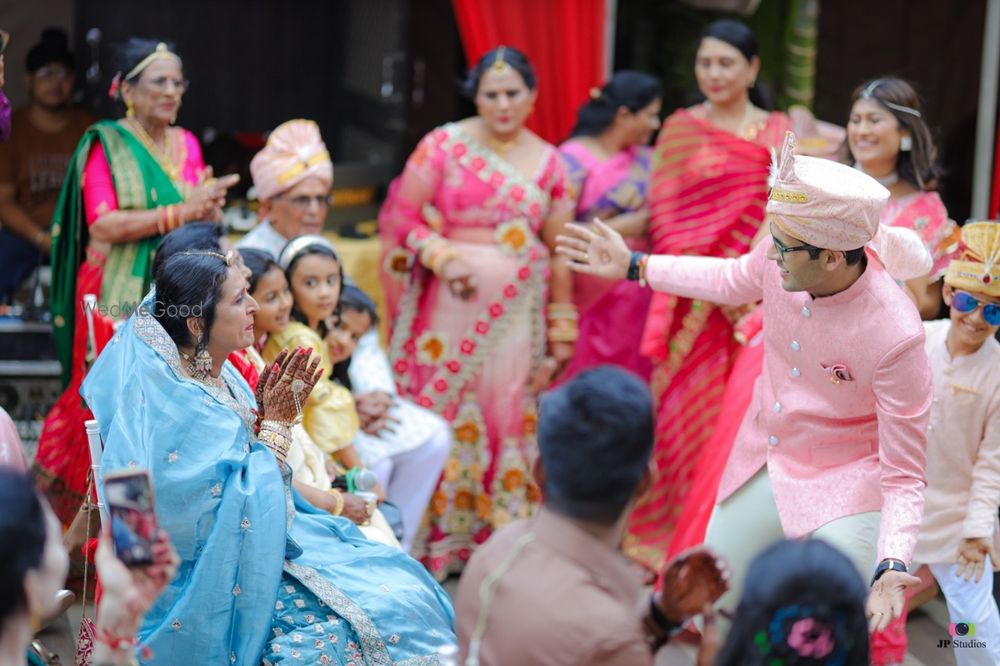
623,20,791,568
557,71,662,382
380,47,574,579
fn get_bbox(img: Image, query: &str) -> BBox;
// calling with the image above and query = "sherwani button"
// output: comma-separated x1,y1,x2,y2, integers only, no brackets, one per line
768,435,779,446
790,340,800,351
791,367,801,377
802,307,811,317
773,402,782,413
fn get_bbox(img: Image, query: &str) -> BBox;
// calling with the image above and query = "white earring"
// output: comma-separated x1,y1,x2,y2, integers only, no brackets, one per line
900,135,913,152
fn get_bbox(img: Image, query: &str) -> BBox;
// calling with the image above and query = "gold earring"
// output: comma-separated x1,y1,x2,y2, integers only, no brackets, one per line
126,99,135,118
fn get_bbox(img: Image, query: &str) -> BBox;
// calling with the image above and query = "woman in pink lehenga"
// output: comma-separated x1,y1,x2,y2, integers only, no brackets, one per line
379,46,575,579
557,71,662,383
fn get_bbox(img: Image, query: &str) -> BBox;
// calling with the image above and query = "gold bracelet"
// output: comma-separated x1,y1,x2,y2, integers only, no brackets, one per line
260,418,294,431
155,207,167,235
326,488,345,516
547,327,579,343
258,420,292,462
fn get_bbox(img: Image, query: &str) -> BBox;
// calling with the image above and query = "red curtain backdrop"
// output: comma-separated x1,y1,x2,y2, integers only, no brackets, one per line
451,0,607,144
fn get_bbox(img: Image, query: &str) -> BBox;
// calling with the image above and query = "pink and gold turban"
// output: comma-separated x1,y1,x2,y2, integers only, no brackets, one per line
250,119,333,202
767,131,931,281
945,221,1000,297
767,131,888,250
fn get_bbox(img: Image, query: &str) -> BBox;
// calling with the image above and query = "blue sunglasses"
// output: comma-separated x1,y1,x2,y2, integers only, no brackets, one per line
952,290,1000,326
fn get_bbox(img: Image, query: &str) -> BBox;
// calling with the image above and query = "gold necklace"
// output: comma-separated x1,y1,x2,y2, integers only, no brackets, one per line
125,117,182,181
704,101,758,140
487,133,520,158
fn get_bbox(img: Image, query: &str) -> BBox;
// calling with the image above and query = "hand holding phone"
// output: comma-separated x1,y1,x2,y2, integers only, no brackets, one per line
104,469,159,567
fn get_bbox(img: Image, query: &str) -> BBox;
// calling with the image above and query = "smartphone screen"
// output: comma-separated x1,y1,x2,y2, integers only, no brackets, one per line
104,469,158,567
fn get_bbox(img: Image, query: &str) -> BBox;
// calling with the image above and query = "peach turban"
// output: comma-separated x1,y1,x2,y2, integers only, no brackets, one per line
767,131,931,281
250,119,333,202
945,221,1000,297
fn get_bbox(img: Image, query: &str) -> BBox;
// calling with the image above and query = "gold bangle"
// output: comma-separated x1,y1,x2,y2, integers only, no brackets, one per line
547,328,579,343
155,207,166,235
326,488,345,516
257,427,290,463
546,303,577,312
260,418,294,431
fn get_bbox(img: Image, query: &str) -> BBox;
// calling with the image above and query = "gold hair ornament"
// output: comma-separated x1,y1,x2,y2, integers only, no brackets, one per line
125,42,181,81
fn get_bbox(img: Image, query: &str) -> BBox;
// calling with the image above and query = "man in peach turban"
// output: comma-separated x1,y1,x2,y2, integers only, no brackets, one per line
238,119,333,257
556,131,935,637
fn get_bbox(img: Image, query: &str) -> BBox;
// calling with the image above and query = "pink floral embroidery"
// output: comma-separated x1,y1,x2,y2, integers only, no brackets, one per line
433,378,449,393
503,284,519,298
416,395,434,408
517,266,532,281
445,360,462,373
393,359,409,375
488,303,505,319
787,618,834,659
510,185,525,202
474,320,490,335
460,339,476,355
489,172,505,188
529,202,542,217
451,143,468,158
469,156,486,172
403,339,417,354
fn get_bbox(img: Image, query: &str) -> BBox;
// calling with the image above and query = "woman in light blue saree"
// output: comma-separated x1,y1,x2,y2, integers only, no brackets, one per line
82,249,454,665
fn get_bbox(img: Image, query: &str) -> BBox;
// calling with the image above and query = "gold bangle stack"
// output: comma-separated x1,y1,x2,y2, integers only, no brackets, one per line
258,419,292,464
418,235,460,276
326,488,345,516
547,303,579,343
155,204,186,236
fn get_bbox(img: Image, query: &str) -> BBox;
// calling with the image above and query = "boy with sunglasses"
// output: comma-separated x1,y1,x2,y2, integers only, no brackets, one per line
891,221,1000,666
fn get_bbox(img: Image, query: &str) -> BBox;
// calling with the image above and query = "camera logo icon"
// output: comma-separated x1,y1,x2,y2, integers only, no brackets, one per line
949,622,975,637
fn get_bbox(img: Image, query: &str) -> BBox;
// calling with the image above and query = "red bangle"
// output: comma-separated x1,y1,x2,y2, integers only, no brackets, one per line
95,625,137,651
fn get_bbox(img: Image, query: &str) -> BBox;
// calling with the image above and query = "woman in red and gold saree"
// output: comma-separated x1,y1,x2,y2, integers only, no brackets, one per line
380,47,574,579
623,20,791,567
34,39,233,523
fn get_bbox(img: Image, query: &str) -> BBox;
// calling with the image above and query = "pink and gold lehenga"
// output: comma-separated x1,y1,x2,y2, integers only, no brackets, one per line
380,123,573,578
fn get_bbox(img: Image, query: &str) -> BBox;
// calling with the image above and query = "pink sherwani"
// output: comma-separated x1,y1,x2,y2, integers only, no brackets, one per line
646,240,931,563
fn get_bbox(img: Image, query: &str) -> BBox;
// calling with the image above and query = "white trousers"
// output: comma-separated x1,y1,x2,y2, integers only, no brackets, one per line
704,467,880,630
928,558,1000,666
369,423,451,553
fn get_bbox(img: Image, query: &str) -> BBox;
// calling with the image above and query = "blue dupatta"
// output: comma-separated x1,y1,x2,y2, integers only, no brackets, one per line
83,295,454,665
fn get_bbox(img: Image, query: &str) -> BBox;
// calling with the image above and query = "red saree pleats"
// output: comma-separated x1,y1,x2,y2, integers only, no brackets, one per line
625,109,789,567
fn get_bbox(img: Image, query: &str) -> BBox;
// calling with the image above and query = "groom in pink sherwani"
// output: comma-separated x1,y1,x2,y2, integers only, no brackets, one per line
557,131,933,632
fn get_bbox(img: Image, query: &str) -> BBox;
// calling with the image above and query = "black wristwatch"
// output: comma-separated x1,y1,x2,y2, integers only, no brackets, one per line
627,251,647,282
870,558,907,586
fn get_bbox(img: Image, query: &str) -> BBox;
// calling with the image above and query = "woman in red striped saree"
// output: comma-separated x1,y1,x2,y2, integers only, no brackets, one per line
624,20,789,567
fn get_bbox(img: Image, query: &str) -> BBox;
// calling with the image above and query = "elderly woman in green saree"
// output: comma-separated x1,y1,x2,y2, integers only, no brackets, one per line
34,37,237,524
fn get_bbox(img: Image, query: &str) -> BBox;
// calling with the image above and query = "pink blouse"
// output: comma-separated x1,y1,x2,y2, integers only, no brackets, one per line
82,127,204,225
